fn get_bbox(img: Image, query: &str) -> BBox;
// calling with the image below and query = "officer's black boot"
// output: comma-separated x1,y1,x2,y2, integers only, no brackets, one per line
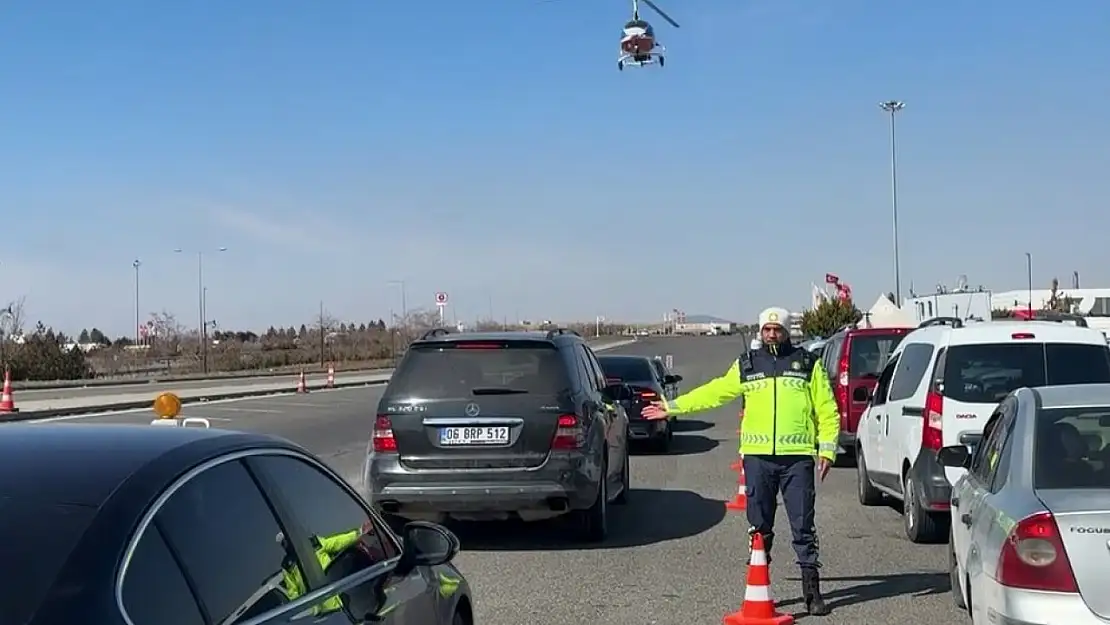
801,567,829,616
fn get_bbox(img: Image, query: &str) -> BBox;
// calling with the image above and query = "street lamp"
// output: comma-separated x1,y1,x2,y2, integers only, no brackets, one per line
1025,252,1033,315
174,247,227,374
595,315,605,338
879,100,906,305
132,259,142,344
387,280,408,326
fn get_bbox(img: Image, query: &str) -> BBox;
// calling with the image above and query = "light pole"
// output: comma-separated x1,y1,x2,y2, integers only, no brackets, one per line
1025,252,1033,315
175,247,227,374
595,315,605,338
132,259,141,344
387,280,408,326
879,100,905,305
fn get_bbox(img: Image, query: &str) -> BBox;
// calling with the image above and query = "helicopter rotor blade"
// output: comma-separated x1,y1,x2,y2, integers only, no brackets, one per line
641,0,679,28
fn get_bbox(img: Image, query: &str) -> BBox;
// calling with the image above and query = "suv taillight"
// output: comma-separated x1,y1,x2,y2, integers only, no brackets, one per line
552,414,584,450
922,391,943,451
997,512,1078,593
372,415,398,453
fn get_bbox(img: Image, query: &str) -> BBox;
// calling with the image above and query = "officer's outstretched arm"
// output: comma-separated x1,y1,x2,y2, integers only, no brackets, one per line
664,360,745,417
809,360,841,462
318,529,361,555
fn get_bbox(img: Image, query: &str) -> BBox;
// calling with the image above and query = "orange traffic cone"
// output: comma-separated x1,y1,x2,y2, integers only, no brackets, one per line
325,364,335,388
0,369,17,413
296,370,309,394
726,455,747,511
723,532,794,625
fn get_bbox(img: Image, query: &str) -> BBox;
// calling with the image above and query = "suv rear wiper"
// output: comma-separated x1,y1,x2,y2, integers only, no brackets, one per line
471,387,530,395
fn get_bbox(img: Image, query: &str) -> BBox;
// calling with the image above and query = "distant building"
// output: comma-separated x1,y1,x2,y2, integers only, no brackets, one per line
674,314,735,335
903,290,993,323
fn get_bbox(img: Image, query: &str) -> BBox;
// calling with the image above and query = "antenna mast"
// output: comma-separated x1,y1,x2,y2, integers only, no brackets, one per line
632,0,639,19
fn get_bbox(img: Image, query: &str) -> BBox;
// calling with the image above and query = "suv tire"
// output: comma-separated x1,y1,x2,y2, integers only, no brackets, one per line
903,472,948,543
572,457,609,542
856,448,884,506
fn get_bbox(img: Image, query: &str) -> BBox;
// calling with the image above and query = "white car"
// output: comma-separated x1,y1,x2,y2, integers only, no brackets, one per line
856,316,1110,543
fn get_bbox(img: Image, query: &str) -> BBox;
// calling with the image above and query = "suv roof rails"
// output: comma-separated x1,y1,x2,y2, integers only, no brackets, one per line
419,328,452,340
545,327,581,340
1027,311,1089,327
918,317,963,329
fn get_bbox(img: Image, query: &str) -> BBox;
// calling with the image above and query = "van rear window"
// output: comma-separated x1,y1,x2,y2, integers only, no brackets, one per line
848,334,905,377
386,341,570,397
943,343,1110,404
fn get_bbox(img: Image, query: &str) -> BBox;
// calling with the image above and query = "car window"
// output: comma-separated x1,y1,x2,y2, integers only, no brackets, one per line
250,455,398,569
888,343,935,402
988,409,1017,493
150,459,304,625
821,337,841,374
387,340,571,397
122,525,205,625
969,413,1003,483
597,357,655,382
577,345,605,391
585,347,610,389
943,343,1110,404
0,500,96,625
847,333,906,378
871,354,900,406
1034,406,1110,489
651,359,667,380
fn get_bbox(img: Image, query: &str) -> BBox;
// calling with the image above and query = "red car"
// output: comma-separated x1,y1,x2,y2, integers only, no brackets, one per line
819,325,911,458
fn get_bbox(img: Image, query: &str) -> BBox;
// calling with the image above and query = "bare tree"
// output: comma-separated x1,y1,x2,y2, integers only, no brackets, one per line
1,295,27,337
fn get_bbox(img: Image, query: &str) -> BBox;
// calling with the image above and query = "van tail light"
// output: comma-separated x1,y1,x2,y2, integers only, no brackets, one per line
1011,332,1036,340
997,512,1078,593
552,414,585,450
922,391,944,451
636,388,659,400
372,415,398,453
455,342,503,349
836,350,850,410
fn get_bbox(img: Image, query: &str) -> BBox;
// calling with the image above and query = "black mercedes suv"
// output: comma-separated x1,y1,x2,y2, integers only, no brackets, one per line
364,328,632,542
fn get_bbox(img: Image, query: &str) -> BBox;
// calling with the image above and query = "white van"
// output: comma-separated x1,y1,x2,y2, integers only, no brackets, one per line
855,317,1110,543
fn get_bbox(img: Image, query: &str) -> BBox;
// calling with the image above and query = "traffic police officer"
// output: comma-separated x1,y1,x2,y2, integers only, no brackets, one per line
642,306,840,616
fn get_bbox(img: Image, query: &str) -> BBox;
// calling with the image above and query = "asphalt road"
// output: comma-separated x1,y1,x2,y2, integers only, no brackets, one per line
35,336,961,625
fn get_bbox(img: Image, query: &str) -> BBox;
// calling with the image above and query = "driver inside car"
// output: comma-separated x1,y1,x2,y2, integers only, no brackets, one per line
277,528,362,613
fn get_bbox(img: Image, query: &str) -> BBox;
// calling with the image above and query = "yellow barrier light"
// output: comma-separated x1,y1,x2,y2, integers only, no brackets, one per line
152,392,182,420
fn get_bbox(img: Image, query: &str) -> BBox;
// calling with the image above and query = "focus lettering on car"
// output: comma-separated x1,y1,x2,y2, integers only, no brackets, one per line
1071,527,1110,534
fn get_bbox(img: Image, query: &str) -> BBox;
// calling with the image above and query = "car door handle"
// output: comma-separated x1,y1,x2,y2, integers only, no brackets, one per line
960,513,972,527
951,497,960,507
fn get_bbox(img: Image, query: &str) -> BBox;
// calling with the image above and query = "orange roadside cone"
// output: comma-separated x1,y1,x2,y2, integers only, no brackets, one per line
726,455,747,511
296,370,309,394
0,369,17,413
723,532,794,625
325,364,335,388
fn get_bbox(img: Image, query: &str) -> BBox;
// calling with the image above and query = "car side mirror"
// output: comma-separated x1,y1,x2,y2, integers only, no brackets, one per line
852,387,870,403
664,374,682,384
936,445,971,469
397,522,459,575
602,383,633,402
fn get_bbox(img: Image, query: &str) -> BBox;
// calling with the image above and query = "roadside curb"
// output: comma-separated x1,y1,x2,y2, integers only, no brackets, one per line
0,378,389,422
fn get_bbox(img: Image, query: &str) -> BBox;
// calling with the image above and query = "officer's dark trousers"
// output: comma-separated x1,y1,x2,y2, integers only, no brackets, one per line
743,454,820,568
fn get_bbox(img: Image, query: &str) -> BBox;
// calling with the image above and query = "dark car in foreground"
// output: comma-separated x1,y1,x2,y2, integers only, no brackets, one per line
1,421,471,625
596,354,683,451
365,328,632,542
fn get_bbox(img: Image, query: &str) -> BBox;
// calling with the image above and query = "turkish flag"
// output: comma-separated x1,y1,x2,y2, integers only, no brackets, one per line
825,273,840,285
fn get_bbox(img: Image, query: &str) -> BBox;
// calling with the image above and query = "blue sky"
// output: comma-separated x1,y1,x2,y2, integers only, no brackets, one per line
2,1,1108,336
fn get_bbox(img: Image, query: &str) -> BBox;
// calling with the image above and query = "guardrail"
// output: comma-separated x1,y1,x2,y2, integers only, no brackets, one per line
11,335,627,391
2,338,639,422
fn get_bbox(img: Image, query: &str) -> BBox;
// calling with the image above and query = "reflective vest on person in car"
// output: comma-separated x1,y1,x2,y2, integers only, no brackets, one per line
663,344,840,460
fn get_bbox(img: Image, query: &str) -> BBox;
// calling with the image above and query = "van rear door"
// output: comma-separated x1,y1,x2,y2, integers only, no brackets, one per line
382,339,574,470
844,329,908,435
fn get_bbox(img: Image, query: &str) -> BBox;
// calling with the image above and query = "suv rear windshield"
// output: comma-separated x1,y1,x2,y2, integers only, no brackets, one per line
0,498,96,624
387,340,570,396
1033,407,1110,489
943,343,1110,404
597,357,655,382
848,333,906,377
